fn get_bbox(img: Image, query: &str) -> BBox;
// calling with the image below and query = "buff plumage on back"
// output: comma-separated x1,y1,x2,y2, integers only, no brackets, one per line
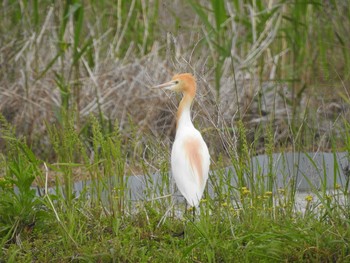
184,137,204,185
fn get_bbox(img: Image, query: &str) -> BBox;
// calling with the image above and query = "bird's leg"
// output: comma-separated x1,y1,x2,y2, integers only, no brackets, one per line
175,200,191,237
192,206,195,222
171,199,186,238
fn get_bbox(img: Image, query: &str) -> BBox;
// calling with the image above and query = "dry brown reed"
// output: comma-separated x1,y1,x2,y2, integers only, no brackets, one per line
1,1,349,160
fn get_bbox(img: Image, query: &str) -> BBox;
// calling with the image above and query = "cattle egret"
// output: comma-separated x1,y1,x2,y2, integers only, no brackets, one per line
154,73,210,207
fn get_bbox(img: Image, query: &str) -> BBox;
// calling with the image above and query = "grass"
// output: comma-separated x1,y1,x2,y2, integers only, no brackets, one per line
7,208,347,262
1,0,350,262
1,113,350,262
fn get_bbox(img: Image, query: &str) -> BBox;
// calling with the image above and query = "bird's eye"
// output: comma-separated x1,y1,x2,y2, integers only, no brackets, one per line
174,81,179,84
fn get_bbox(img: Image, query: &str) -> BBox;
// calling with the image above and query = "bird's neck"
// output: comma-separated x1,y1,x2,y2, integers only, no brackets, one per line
176,93,194,131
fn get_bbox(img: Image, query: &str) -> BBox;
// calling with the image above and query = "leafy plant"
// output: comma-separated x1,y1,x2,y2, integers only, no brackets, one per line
0,115,42,248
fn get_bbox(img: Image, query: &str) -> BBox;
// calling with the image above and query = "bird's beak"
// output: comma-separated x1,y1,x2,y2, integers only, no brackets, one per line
153,80,177,90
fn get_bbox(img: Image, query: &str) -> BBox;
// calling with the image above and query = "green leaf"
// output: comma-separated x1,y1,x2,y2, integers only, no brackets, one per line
211,0,226,31
72,2,84,55
189,1,215,32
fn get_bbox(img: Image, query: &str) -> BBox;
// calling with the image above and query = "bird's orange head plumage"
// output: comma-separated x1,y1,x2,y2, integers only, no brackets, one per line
154,73,197,98
171,73,197,97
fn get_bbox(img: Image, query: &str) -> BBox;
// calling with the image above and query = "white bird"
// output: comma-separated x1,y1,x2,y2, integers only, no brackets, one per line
154,73,210,207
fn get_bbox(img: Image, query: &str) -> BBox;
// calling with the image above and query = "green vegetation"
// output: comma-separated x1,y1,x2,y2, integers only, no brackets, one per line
1,114,350,262
1,0,350,262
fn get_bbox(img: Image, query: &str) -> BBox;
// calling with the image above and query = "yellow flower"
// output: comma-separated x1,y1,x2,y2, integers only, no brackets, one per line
241,187,250,195
305,195,313,202
265,191,273,196
222,202,228,207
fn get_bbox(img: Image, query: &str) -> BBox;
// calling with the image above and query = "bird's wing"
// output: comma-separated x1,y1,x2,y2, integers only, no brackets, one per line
171,134,210,206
